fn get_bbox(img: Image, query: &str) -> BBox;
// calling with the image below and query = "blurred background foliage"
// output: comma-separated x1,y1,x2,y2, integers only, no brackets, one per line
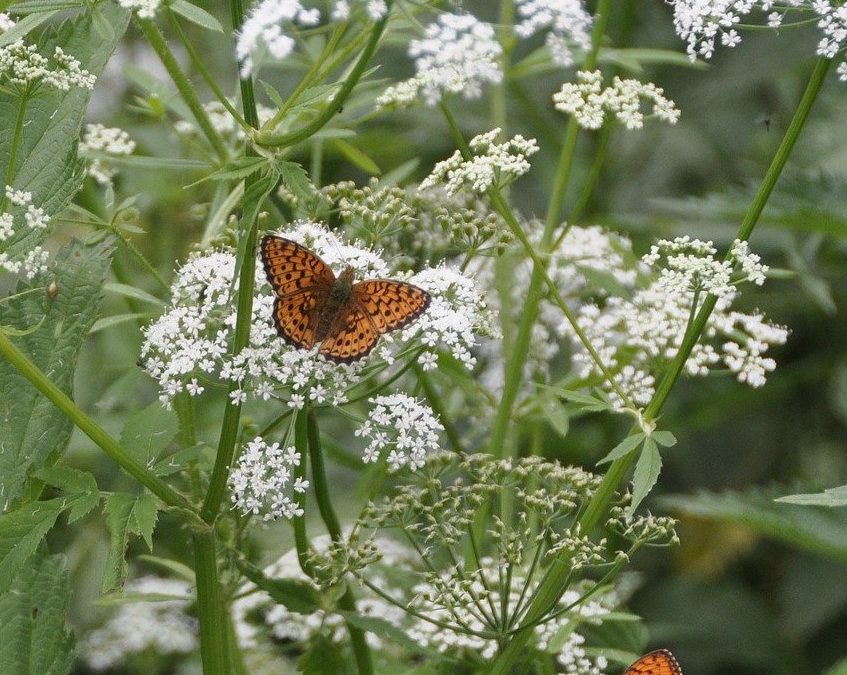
49,0,847,673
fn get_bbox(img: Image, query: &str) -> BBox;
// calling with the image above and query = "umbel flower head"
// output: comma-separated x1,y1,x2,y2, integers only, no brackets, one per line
80,124,136,185
0,186,51,278
514,0,593,67
140,221,491,408
236,0,321,76
376,13,503,108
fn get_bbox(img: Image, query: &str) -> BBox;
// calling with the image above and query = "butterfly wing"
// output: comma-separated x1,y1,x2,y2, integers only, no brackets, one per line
623,650,682,675
318,306,379,363
261,235,335,350
351,279,431,334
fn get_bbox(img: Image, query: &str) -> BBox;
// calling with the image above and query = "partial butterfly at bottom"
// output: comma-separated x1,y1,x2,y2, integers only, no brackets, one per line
260,235,431,363
624,649,682,675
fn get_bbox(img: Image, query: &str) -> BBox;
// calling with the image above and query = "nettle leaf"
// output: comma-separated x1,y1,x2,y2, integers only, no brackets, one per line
102,492,160,593
0,553,74,675
298,634,350,675
0,500,66,594
119,401,179,469
33,466,99,523
0,237,115,507
627,437,662,517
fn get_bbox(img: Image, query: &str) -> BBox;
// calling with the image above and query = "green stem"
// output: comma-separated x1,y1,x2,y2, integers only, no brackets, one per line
0,331,196,512
292,409,315,575
306,410,374,675
412,363,464,454
193,531,229,674
489,56,833,675
137,18,229,160
173,391,197,448
255,10,390,148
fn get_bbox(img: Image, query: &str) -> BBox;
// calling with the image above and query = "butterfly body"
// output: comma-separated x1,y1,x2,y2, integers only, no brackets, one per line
261,235,431,362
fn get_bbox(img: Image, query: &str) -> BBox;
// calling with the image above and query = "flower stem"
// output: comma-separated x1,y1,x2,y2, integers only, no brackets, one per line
137,18,230,160
254,10,390,148
306,409,374,675
489,55,833,675
192,530,229,674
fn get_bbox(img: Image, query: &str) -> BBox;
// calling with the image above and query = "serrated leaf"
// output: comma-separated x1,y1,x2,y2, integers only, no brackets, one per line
238,562,321,614
0,553,74,675
33,466,99,523
651,430,677,447
102,492,159,592
776,484,847,507
103,282,163,306
276,160,316,204
170,0,223,32
119,401,179,469
540,393,569,438
627,437,662,517
0,500,65,594
0,238,115,508
189,156,269,187
258,79,285,108
151,442,212,476
0,12,57,47
332,139,382,175
298,634,350,675
597,433,645,466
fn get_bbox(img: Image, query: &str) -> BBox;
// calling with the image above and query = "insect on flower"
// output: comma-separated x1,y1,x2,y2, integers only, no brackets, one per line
261,235,431,362
624,649,682,675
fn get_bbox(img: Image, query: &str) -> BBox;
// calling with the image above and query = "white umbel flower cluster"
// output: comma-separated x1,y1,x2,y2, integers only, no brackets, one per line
566,236,786,407
514,0,593,67
81,577,197,671
553,70,680,130
332,0,388,20
0,186,51,278
0,39,95,91
376,13,503,107
236,0,321,76
421,128,539,195
80,124,136,185
355,394,444,471
229,436,308,520
668,0,847,80
117,0,161,18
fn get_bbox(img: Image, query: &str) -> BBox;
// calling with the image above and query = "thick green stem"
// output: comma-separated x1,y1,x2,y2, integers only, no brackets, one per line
137,18,229,160
0,331,195,512
306,410,374,675
255,10,389,148
193,531,229,675
489,56,833,675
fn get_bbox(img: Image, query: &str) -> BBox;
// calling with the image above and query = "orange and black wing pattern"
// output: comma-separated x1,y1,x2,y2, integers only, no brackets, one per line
271,288,329,350
261,235,335,298
624,650,682,675
352,279,430,334
318,306,379,363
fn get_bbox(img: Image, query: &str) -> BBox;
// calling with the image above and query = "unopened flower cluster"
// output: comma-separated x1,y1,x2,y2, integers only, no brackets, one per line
515,0,593,66
0,186,51,278
229,436,308,520
554,70,680,130
565,236,786,407
668,0,847,80
421,128,539,195
356,394,444,471
80,124,136,185
0,20,95,92
81,577,197,671
174,100,275,141
377,13,502,107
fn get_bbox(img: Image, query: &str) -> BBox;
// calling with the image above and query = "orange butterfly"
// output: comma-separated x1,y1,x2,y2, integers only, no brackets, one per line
261,235,431,363
624,649,682,675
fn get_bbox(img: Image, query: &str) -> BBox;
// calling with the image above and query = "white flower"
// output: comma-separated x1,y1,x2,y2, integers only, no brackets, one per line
236,0,321,76
0,40,95,90
355,394,443,471
731,238,768,284
0,13,15,31
514,0,593,67
80,124,136,185
81,577,196,671
174,99,276,140
377,13,502,108
1,186,52,278
229,436,307,521
421,128,539,195
554,70,680,130
117,0,161,18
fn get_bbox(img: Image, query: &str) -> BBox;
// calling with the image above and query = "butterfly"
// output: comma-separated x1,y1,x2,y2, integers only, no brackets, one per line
260,235,431,363
624,649,682,675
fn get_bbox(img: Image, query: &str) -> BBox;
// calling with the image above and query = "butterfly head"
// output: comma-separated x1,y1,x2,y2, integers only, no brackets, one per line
338,265,356,289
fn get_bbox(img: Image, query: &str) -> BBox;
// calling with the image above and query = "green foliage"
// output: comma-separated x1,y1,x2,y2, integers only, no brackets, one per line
298,634,351,675
777,484,847,507
102,492,159,593
0,500,65,594
119,400,179,469
0,553,74,675
0,237,114,506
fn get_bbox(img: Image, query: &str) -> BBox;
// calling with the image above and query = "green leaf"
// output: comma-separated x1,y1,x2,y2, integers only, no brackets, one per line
540,393,569,438
89,312,158,334
33,466,99,523
776,484,847,507
0,500,65,594
238,562,322,614
627,437,662,516
189,156,269,187
298,634,350,675
660,488,847,564
102,492,159,593
170,0,224,32
0,553,74,675
553,388,611,412
119,401,179,469
337,610,436,657
651,430,677,447
598,433,645,465
0,238,115,507
137,554,195,582
0,11,57,47
103,282,163,306
276,160,317,204
332,139,382,175
232,174,278,284
151,442,214,476
598,47,707,73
